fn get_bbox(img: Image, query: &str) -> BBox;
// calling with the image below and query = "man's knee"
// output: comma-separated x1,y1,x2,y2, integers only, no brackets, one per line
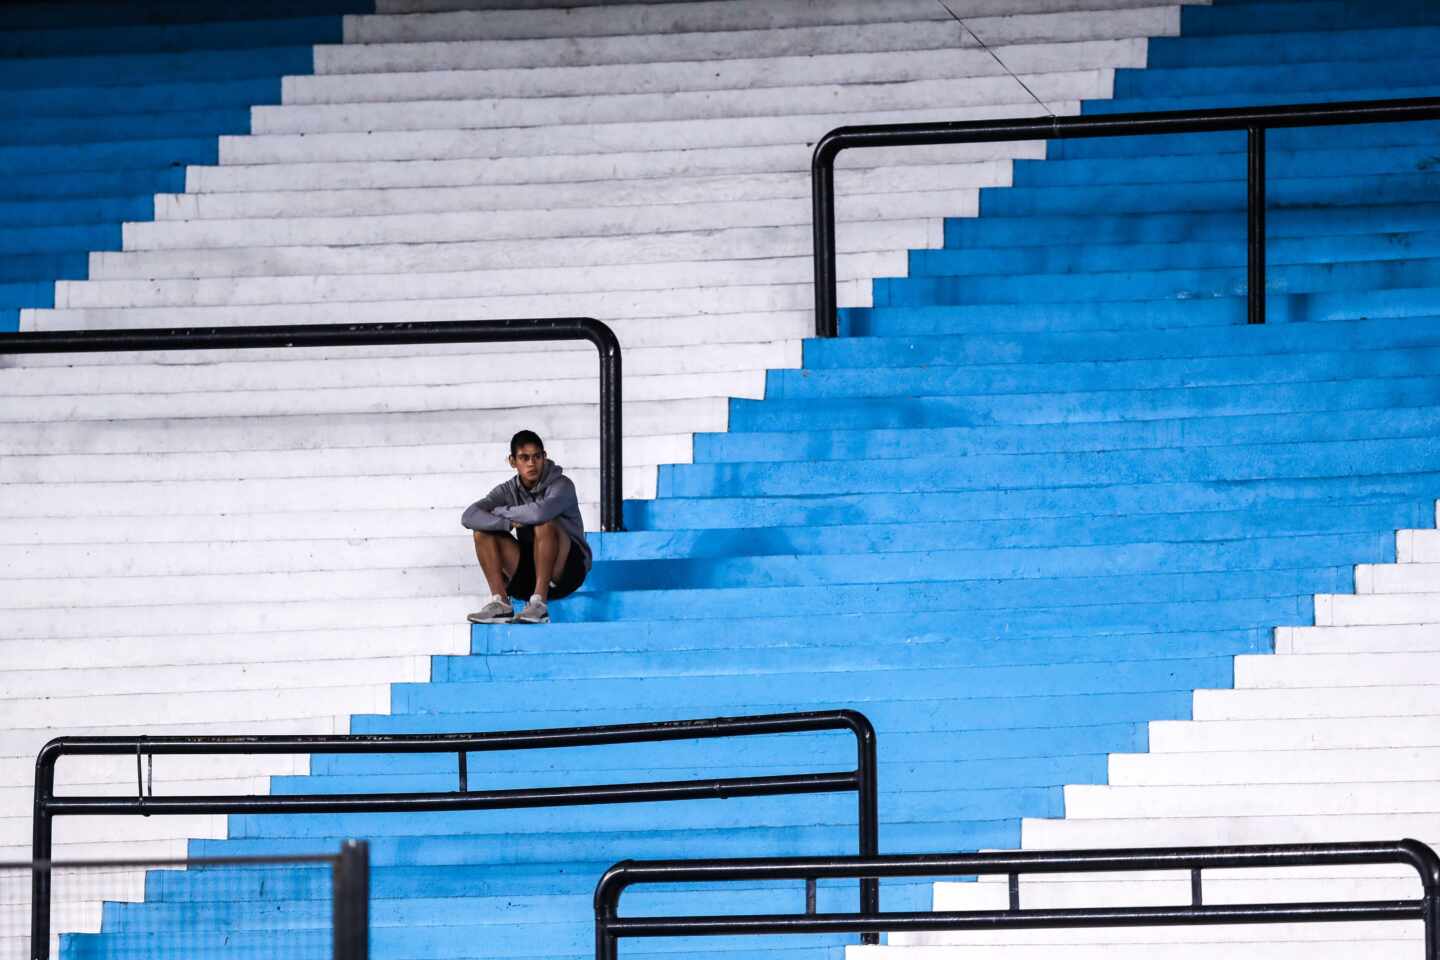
532,520,559,541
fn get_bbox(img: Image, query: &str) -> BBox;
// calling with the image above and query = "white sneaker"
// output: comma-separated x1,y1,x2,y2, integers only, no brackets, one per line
515,595,549,624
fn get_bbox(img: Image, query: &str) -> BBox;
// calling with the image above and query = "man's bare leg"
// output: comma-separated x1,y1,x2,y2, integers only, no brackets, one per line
473,530,520,597
528,521,572,602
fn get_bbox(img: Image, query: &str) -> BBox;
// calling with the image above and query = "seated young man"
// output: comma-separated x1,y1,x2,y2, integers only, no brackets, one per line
461,430,591,624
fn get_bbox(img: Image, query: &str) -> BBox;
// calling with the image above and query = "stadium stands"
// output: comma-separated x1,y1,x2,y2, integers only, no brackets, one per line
1,0,1437,958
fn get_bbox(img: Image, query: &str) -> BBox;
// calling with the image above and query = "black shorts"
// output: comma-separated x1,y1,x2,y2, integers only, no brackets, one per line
505,524,588,601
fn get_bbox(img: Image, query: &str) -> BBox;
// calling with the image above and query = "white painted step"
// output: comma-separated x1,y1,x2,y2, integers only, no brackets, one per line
23,287,858,332
1316,593,1440,626
0,564,484,610
1357,564,1440,594
1108,747,1440,786
10,535,480,579
249,72,1109,135
0,657,429,701
286,40,1143,104
0,371,761,420
0,717,344,762
0,469,651,518
120,190,970,249
1192,684,1440,721
0,341,796,395
1399,529,1440,562
88,222,936,281
0,685,391,732
184,144,1042,193
1063,781,1440,819
0,625,469,673
934,873,1421,911
1149,716,1440,753
213,103,1074,166
883,923,1419,947
2,593,477,641
1275,624,1440,654
53,255,901,310
1023,813,1440,848
345,4,1180,48
155,166,1002,220
1234,651,1440,688
0,397,726,455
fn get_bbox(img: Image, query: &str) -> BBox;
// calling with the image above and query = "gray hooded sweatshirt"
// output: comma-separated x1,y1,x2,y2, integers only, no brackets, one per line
460,461,591,571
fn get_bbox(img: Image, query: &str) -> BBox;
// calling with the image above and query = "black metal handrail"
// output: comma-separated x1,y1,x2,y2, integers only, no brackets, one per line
32,710,879,958
595,839,1440,960
0,318,625,530
812,96,1440,336
14,843,369,960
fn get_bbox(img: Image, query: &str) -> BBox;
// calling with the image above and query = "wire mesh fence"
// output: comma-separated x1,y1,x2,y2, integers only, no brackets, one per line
0,844,367,960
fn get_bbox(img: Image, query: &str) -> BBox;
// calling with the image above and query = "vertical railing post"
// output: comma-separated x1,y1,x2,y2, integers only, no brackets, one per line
850,714,880,944
333,840,370,960
31,743,59,960
592,321,625,532
812,138,840,338
1247,125,1267,325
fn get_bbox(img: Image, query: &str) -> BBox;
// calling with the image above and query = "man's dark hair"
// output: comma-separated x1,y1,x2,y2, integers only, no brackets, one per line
510,429,544,456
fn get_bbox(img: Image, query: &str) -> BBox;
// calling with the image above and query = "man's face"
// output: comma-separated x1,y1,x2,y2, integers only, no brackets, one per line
510,443,546,487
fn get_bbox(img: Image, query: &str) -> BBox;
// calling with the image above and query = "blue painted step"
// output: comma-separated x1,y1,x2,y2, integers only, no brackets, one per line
0,46,316,89
0,137,219,174
2,107,254,147
2,166,186,200
0,16,343,59
0,77,282,119
0,1,367,29
1116,58,1440,97
0,194,154,227
1145,26,1440,67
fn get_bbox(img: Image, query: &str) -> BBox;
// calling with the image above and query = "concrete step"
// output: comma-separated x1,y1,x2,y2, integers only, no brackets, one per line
764,345,1440,402
155,165,1003,221
699,406,1440,466
661,437,1440,499
0,369,762,420
0,397,725,455
1110,745,1440,786
1276,622,1440,654
252,72,1109,137
1235,651,1440,688
212,102,1070,167
1064,780,1440,818
1315,592,1440,626
0,341,796,394
0,467,645,523
116,189,971,251
1021,812,1440,849
86,221,937,281
1191,683,1440,721
0,624,468,672
1399,528,1440,561
729,374,1440,432
342,3,1182,49
52,254,900,311
0,656,428,700
0,683,390,732
286,40,1144,105
1148,715,1440,753
1356,563,1440,593
0,435,690,486
803,316,1440,369
878,252,1440,307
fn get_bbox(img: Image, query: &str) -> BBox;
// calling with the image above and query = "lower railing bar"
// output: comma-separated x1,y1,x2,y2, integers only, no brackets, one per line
606,900,1423,937
45,771,861,817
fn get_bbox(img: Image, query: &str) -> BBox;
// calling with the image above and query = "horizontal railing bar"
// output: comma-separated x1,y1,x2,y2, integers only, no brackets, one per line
602,840,1439,885
813,96,1440,160
45,771,861,816
39,710,870,759
607,901,1424,937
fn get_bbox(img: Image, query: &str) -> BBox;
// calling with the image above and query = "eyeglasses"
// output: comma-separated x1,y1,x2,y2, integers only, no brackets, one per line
513,452,545,464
